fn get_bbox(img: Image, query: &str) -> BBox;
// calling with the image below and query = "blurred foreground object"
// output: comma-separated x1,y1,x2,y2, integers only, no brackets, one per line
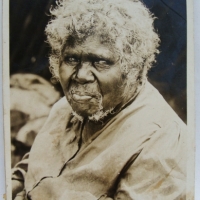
10,73,61,167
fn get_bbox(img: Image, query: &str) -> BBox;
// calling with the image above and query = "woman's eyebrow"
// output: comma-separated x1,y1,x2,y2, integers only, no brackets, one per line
62,51,115,62
87,53,111,60
63,49,82,56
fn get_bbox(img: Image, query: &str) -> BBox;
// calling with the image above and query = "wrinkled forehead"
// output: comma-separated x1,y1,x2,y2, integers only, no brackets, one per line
63,34,118,61
64,33,116,50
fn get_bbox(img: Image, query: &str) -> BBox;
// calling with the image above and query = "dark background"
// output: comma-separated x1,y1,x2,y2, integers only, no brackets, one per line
9,0,187,122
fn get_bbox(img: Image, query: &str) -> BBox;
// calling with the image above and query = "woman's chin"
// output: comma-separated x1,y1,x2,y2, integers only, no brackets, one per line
71,104,100,118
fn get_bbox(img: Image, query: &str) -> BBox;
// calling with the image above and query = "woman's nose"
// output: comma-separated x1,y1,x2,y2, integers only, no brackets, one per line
73,62,95,84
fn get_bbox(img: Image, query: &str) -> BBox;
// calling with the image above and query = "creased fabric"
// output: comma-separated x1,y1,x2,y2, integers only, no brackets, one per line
13,81,187,200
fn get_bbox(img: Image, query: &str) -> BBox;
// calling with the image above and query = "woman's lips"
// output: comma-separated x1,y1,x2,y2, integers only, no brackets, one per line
72,93,93,102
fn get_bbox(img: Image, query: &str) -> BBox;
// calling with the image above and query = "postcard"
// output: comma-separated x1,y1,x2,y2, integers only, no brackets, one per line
3,0,195,199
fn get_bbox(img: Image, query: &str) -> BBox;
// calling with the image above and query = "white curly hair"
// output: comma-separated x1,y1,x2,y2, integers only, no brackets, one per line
45,0,160,96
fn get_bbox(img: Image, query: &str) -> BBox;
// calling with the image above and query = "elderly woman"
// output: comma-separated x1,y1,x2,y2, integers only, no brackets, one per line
12,0,187,199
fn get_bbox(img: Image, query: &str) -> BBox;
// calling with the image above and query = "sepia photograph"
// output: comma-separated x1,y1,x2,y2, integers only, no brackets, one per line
3,0,195,199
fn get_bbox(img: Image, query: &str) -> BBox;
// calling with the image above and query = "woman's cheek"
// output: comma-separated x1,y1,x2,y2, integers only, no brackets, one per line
59,65,76,90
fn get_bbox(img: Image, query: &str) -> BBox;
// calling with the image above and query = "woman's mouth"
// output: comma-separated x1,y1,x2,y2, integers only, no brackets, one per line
72,93,93,102
69,87,102,104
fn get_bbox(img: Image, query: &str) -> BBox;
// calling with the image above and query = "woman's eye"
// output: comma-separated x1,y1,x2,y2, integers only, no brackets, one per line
65,57,79,64
69,58,77,62
94,60,111,69
95,60,108,65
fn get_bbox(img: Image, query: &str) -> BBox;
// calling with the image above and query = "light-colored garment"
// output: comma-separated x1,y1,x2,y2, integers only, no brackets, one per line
13,81,187,200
